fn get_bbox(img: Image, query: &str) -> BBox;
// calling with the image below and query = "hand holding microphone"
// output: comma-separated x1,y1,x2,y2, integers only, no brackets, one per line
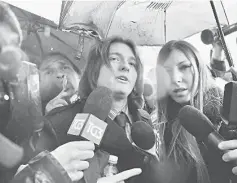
50,141,95,182
178,105,237,176
219,140,237,175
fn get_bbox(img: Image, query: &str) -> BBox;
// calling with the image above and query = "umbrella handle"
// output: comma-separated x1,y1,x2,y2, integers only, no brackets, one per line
210,0,237,81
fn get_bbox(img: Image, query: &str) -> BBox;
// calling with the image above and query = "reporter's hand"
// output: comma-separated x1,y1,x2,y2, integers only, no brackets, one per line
51,141,95,182
218,140,237,175
97,168,142,183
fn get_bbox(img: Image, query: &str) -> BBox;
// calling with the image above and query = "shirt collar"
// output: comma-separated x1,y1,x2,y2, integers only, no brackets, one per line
108,105,129,120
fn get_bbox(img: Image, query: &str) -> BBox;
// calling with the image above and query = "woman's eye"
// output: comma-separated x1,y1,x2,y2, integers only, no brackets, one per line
129,62,136,67
180,65,191,71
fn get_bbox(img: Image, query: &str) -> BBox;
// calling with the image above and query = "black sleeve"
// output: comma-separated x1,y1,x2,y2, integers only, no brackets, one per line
11,151,72,183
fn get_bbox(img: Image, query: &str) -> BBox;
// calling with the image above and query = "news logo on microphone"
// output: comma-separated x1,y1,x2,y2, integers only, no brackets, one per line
67,113,108,145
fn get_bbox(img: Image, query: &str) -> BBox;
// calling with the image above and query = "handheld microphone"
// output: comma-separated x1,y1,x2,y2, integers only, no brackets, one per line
178,105,225,150
0,46,23,82
67,86,112,146
223,82,237,125
131,121,155,151
131,121,157,158
0,133,24,168
143,82,153,97
201,22,237,45
67,86,134,154
178,105,237,166
66,87,152,172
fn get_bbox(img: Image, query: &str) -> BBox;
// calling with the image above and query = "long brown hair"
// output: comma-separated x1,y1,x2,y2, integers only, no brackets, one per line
156,40,223,183
79,37,144,112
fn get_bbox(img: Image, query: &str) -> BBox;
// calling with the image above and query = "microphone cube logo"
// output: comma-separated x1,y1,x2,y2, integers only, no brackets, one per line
67,113,88,136
81,114,107,145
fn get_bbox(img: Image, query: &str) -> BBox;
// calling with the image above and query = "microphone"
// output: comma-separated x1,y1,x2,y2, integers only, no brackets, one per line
223,82,237,125
0,46,23,82
218,81,237,140
178,105,237,177
131,121,155,151
178,105,225,151
131,121,157,158
67,86,112,146
0,133,24,168
143,82,153,97
201,22,237,45
178,105,237,166
67,86,133,155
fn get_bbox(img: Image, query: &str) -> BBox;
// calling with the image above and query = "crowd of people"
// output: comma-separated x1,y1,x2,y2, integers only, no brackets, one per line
1,2,237,183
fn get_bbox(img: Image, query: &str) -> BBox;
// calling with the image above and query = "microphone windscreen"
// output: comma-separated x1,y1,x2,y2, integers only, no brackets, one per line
0,46,23,82
83,86,113,121
131,121,155,150
143,83,153,97
178,105,215,141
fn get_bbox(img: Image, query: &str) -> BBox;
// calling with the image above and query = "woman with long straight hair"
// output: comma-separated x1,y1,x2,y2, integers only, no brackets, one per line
154,40,232,183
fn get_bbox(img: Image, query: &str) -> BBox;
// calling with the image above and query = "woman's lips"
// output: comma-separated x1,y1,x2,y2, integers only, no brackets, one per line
173,88,187,93
173,88,187,95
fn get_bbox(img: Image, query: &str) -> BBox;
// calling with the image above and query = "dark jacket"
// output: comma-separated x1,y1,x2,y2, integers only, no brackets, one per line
11,151,72,183
23,99,155,183
157,95,233,183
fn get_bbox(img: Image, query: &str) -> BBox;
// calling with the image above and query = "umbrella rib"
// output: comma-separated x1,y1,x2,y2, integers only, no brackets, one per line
220,1,230,25
35,31,44,58
164,9,167,43
105,0,126,38
59,0,74,28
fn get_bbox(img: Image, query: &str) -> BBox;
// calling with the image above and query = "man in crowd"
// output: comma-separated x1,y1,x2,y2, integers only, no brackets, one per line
39,52,81,114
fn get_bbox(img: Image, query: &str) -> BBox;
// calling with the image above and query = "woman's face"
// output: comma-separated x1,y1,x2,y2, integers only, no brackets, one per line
163,50,195,104
97,42,138,98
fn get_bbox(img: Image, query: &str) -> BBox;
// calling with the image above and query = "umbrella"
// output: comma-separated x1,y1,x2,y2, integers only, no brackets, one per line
59,0,237,46
9,3,99,70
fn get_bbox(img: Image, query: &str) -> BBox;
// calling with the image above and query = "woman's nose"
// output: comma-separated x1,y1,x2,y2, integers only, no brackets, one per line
170,69,182,84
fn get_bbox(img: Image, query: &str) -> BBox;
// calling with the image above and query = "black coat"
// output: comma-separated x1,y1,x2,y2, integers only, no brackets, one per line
22,99,157,183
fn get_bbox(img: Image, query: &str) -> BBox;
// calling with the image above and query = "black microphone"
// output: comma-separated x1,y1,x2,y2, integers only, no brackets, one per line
67,87,146,172
67,86,134,155
178,105,225,151
0,133,24,168
67,86,112,146
178,105,237,166
201,22,237,45
218,81,237,140
223,82,237,125
131,121,157,158
0,46,23,82
131,121,155,151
